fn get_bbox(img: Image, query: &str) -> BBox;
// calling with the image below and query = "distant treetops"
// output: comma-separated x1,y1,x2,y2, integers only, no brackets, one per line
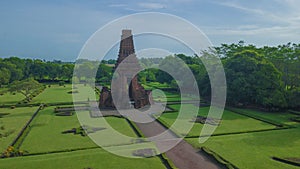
0,42,299,110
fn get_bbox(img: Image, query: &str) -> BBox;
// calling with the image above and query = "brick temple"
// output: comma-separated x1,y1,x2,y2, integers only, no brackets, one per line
99,30,151,109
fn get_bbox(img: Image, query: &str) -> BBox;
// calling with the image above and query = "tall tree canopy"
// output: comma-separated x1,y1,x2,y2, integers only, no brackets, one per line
224,50,286,109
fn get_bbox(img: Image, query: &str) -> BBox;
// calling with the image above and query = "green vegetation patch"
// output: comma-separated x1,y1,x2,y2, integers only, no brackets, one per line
229,108,299,126
0,148,166,169
31,84,97,104
20,107,139,154
186,128,300,169
0,89,25,105
158,105,276,137
0,107,37,152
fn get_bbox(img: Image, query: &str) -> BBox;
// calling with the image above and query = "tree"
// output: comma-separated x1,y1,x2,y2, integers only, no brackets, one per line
61,64,74,81
0,68,11,86
29,60,46,80
0,60,23,82
9,78,43,102
225,50,287,109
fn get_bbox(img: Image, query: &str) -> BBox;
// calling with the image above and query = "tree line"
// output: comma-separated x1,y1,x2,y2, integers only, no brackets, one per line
0,42,299,110
138,42,299,110
0,57,74,86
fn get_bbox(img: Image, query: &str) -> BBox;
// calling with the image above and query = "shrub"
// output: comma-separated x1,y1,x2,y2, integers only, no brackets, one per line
58,81,65,86
1,146,28,158
67,90,79,94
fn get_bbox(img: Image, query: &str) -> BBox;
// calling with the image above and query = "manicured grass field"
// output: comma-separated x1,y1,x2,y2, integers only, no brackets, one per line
0,88,25,105
20,106,139,154
32,84,98,104
0,148,166,169
186,128,300,169
146,82,171,89
152,90,197,102
0,107,38,152
142,84,154,90
158,104,276,137
2,82,299,169
229,108,299,126
31,84,74,103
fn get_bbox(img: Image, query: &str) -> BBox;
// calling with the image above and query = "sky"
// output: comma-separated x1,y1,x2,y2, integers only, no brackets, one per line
1,0,300,61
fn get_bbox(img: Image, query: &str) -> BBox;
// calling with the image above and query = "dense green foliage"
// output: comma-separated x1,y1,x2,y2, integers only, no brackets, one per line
215,42,300,109
224,50,286,109
0,57,74,85
1,42,299,109
144,43,299,109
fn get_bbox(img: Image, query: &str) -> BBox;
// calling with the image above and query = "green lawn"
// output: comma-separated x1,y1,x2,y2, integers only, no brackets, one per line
0,148,166,169
229,108,299,126
146,82,171,89
142,84,154,90
31,84,98,104
76,111,141,148
20,107,139,154
186,128,300,169
0,88,25,105
0,107,38,152
158,105,276,137
152,90,197,102
31,84,73,103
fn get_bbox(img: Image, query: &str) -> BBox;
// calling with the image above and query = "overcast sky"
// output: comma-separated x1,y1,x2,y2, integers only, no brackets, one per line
1,0,300,61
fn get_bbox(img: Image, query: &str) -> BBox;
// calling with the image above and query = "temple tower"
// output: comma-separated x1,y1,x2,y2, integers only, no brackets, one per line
99,30,151,109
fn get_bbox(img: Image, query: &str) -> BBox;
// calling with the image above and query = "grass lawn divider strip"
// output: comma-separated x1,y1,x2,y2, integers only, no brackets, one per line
0,101,86,108
185,126,293,138
0,146,100,159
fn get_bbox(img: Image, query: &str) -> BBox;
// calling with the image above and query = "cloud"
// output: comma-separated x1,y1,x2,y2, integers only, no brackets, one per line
206,0,300,43
109,4,127,8
138,3,166,10
215,1,264,15
214,0,300,26
107,2,166,12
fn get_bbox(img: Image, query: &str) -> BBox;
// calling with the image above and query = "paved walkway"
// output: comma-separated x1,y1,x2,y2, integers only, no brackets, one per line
135,120,222,169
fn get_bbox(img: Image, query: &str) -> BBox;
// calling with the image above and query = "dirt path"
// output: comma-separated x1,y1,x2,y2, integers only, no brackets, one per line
135,120,222,169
